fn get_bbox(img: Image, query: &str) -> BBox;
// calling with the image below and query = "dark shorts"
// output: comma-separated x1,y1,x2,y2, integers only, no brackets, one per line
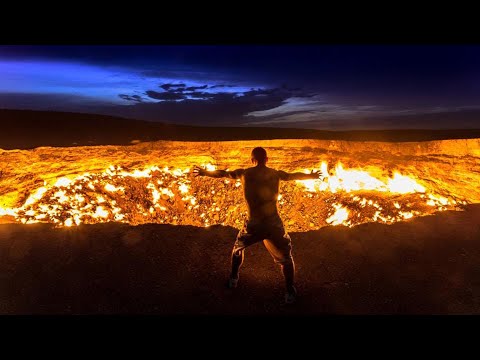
233,216,293,264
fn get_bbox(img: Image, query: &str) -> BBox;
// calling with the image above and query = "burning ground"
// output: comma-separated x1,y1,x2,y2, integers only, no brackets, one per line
1,138,480,314
1,139,479,229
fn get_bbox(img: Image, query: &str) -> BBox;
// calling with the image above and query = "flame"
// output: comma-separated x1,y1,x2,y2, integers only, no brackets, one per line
297,162,426,194
0,161,468,230
24,187,48,207
399,211,414,219
326,203,350,226
387,173,426,194
202,163,217,171
105,184,124,192
0,207,17,216
426,194,451,207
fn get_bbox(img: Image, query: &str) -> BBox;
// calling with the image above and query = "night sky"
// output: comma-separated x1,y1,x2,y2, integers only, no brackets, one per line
1,45,480,130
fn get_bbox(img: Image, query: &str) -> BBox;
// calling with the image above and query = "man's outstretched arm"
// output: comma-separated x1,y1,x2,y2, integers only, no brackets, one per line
193,165,244,179
278,169,324,181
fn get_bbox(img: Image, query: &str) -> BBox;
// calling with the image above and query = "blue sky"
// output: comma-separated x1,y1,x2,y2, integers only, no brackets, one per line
1,45,480,129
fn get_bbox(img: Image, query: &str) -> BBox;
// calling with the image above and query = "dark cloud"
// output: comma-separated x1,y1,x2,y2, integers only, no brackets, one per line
102,86,295,126
119,94,143,102
109,85,310,126
157,84,210,97
187,91,213,99
184,85,208,91
183,88,295,104
184,91,239,101
138,85,302,105
242,88,278,97
146,91,186,101
159,83,186,91
209,84,232,89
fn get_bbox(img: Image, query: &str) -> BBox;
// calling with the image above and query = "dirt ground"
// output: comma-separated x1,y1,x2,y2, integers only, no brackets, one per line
1,204,479,315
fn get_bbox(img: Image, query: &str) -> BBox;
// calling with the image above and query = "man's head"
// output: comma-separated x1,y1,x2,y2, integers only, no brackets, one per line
251,147,268,166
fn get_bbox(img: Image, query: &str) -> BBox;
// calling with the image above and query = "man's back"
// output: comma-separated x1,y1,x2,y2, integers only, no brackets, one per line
242,165,281,223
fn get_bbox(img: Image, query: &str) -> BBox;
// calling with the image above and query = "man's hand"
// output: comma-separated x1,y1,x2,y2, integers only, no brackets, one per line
309,170,320,179
279,168,327,181
309,170,326,180
193,165,207,177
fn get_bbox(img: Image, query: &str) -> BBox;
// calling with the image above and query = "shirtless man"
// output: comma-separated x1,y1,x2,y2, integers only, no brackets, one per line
193,147,321,304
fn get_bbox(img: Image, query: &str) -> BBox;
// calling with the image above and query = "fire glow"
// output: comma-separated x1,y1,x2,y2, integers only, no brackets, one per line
0,161,467,230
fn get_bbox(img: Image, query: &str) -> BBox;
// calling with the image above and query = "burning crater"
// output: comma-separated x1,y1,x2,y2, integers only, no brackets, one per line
1,139,479,231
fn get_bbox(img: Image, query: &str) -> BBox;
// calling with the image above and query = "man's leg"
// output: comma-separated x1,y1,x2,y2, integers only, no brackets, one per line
280,258,296,294
264,231,297,303
231,248,244,280
228,225,262,288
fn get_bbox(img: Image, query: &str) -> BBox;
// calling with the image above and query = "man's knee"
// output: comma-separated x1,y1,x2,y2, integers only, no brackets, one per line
232,247,244,257
276,255,294,266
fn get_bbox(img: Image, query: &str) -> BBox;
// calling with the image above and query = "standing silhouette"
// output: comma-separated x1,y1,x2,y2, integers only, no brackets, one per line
193,147,321,304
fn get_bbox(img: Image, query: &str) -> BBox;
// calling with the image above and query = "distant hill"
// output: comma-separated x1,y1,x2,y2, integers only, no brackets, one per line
1,109,480,149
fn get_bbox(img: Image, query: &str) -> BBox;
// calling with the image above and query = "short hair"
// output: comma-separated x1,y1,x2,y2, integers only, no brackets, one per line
251,147,267,164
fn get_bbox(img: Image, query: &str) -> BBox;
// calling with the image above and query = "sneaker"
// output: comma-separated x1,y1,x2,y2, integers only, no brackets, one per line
284,287,297,304
227,277,238,289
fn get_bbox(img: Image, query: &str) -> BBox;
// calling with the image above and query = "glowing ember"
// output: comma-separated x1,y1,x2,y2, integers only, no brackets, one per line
0,160,469,231
54,177,72,188
94,206,109,218
24,187,48,207
105,183,124,192
0,207,16,216
326,203,350,226
399,211,414,219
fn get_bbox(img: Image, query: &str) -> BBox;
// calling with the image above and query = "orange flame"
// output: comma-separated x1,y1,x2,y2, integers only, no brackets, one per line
0,161,468,229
